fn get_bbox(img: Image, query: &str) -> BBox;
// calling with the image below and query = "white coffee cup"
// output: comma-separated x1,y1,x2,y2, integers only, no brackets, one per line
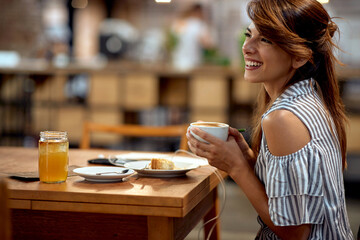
189,122,229,143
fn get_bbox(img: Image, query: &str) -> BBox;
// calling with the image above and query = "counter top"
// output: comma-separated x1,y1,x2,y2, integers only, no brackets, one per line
0,59,242,77
1,59,358,80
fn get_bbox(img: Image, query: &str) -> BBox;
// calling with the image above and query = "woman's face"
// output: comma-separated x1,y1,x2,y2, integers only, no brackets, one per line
242,23,296,94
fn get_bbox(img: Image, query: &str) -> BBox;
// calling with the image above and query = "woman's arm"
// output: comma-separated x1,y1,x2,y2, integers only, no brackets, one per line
231,163,311,240
187,110,312,239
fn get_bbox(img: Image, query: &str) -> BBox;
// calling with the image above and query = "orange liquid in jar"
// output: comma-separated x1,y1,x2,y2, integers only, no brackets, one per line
39,141,69,183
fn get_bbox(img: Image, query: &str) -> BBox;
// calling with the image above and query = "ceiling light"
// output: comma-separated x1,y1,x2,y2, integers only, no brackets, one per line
317,0,329,4
155,0,171,3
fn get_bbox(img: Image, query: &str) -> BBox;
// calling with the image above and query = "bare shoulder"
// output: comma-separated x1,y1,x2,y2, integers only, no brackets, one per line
262,109,311,156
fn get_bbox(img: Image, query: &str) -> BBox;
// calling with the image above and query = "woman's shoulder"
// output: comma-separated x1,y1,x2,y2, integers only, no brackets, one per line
262,109,311,156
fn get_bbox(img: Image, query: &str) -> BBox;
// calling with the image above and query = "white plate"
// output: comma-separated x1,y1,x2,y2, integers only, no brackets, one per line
124,160,200,177
112,152,208,167
73,167,135,182
115,152,171,160
109,152,172,166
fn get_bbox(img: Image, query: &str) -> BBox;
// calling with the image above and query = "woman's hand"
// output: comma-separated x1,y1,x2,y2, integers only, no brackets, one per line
228,127,257,168
187,126,254,176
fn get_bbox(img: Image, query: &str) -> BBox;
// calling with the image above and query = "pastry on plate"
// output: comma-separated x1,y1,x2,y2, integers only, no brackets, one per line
150,158,175,170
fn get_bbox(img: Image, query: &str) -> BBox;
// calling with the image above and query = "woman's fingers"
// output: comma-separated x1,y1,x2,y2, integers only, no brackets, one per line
187,129,223,160
229,127,246,141
229,127,240,136
188,142,209,158
187,131,210,151
189,127,223,145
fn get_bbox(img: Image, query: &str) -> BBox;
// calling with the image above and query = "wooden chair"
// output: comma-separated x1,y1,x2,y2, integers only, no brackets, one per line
80,121,189,150
0,178,11,240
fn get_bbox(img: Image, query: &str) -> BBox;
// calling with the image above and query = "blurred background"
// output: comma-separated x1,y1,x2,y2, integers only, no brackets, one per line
0,0,359,238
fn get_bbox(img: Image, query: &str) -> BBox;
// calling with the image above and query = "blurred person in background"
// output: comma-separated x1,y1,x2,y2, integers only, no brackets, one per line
187,0,354,239
170,3,215,70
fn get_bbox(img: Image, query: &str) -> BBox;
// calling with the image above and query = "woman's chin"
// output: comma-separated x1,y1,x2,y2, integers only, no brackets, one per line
244,75,261,84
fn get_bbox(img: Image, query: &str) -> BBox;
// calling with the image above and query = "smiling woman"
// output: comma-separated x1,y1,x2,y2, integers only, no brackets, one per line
186,0,354,239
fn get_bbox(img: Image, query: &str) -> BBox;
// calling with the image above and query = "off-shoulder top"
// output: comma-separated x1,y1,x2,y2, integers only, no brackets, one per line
254,79,354,239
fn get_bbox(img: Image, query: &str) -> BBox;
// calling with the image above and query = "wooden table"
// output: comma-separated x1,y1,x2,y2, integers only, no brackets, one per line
0,147,225,240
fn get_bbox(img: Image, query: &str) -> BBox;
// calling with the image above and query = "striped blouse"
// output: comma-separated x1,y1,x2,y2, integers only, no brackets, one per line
254,79,354,239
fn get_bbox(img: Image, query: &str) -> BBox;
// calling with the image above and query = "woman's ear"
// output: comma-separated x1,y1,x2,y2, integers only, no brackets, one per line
292,56,308,69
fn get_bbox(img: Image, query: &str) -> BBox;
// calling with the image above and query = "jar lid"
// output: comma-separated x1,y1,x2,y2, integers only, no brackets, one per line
40,131,68,140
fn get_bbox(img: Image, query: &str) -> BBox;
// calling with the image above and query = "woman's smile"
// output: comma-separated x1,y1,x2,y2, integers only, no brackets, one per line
245,59,263,70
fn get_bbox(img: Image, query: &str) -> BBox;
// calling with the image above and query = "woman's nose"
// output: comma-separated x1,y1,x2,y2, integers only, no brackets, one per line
242,40,255,55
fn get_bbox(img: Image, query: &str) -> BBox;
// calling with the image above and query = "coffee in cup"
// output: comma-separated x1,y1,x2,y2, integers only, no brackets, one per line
190,122,229,143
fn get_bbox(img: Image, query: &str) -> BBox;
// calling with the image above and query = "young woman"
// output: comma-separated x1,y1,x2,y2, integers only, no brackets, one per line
187,0,354,239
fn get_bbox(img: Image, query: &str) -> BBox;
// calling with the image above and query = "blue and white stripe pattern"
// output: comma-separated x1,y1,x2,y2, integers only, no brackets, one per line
255,79,354,239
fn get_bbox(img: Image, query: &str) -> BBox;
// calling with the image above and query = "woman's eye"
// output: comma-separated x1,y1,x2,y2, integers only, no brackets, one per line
261,38,272,44
244,32,251,38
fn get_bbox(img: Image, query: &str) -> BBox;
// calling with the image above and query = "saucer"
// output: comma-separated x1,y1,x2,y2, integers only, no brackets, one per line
73,167,134,182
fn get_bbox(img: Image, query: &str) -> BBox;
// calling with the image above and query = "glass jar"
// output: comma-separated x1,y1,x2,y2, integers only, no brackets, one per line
38,131,69,183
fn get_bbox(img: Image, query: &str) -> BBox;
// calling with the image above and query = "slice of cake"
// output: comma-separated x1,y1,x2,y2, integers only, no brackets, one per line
150,158,175,170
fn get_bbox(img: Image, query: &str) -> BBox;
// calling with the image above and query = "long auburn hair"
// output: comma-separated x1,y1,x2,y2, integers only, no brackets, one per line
247,0,348,170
